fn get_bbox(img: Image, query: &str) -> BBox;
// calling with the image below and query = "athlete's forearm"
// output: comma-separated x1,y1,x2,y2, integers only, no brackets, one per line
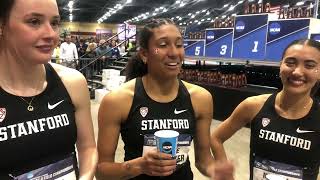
78,147,98,180
96,157,144,180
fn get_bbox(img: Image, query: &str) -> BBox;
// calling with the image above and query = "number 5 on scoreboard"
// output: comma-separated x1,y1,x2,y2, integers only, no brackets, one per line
195,46,201,56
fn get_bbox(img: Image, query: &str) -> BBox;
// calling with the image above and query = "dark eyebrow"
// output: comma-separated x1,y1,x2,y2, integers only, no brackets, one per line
26,13,60,20
157,37,183,41
304,59,318,64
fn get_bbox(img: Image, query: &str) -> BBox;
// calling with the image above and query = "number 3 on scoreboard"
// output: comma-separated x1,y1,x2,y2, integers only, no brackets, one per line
220,45,227,55
252,41,259,52
195,46,201,56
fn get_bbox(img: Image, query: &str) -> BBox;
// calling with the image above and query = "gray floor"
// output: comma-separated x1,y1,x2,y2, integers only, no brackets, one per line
91,100,320,180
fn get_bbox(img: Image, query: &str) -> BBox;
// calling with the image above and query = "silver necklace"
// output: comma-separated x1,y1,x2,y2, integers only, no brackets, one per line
19,96,35,112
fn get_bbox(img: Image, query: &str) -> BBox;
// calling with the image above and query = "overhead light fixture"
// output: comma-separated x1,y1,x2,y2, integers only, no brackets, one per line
179,2,185,7
126,0,132,4
223,4,229,8
68,1,74,8
206,11,210,15
238,0,244,4
296,1,304,6
228,6,234,11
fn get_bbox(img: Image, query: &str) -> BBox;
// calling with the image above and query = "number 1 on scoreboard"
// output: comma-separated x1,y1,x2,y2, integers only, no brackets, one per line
252,41,259,52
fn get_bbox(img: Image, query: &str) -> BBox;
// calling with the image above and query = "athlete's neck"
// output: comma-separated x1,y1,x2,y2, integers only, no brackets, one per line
276,91,312,118
0,51,46,96
142,75,179,103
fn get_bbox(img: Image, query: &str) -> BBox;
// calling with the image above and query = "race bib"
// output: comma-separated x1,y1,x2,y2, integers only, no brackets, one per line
15,155,76,180
142,134,192,166
253,156,303,180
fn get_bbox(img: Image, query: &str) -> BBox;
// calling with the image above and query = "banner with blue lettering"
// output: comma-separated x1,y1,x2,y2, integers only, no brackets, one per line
205,28,233,58
184,40,205,56
266,19,310,62
232,14,268,60
310,33,320,42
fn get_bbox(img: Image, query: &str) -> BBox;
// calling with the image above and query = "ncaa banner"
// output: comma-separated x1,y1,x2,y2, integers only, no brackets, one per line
232,14,269,60
205,28,233,58
266,19,310,62
184,40,205,57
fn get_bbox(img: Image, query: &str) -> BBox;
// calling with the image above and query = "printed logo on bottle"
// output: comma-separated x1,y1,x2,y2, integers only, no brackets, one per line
262,118,270,127
0,108,6,122
140,107,148,117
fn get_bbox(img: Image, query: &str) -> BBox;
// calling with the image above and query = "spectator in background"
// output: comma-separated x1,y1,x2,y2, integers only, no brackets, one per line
77,39,88,70
126,40,134,52
77,39,88,58
51,39,61,63
95,39,112,73
86,37,97,52
60,35,78,68
111,40,120,59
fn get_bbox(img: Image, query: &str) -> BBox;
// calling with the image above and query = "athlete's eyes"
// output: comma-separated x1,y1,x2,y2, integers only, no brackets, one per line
284,58,296,67
27,18,41,27
305,62,317,69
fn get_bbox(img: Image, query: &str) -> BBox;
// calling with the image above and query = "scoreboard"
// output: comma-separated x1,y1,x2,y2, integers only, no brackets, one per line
232,14,269,61
184,15,320,64
205,28,233,58
184,39,205,57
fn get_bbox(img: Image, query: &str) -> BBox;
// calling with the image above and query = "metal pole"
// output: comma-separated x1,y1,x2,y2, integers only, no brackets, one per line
313,0,319,18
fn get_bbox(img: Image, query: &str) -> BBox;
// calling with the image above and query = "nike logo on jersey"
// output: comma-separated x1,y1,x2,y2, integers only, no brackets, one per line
48,100,64,110
174,108,187,114
296,127,315,133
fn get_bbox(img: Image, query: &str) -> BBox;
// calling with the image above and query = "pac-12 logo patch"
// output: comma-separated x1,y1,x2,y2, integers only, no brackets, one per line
262,118,270,127
0,108,6,122
140,107,148,117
